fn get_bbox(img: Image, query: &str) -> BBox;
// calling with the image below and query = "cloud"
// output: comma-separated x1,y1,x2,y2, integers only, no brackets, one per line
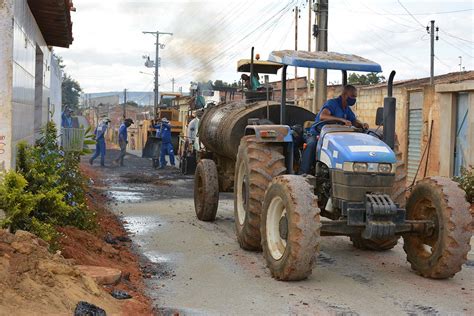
56,0,474,93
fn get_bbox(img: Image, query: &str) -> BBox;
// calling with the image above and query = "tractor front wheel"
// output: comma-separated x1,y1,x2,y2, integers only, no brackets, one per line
403,177,472,279
261,175,321,281
194,159,219,221
234,136,286,251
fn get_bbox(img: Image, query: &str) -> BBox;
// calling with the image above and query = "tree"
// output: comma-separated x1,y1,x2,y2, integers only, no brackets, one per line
55,53,82,111
62,75,82,111
125,101,138,107
213,80,236,88
348,72,386,85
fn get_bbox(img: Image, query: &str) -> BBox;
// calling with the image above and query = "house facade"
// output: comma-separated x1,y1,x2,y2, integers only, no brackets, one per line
296,71,474,181
0,0,74,171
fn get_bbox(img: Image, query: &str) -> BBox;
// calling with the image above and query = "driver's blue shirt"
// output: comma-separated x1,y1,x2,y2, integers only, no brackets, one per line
310,96,357,135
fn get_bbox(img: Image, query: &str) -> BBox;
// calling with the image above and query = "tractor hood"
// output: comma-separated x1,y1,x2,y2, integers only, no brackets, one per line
317,132,396,169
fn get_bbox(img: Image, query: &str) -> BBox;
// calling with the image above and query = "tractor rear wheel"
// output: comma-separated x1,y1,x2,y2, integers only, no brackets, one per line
234,136,286,251
194,159,219,221
261,175,321,281
403,177,472,279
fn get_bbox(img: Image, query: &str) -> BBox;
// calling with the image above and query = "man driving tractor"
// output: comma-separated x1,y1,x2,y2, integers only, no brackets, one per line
300,85,369,174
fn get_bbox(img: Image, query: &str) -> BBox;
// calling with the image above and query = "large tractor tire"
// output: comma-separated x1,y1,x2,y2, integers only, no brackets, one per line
234,136,286,251
194,159,219,221
403,177,472,279
261,175,321,281
350,137,406,251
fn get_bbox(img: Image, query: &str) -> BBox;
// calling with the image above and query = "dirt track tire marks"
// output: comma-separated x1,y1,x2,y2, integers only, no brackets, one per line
234,136,286,251
261,175,321,281
403,177,472,279
194,159,219,221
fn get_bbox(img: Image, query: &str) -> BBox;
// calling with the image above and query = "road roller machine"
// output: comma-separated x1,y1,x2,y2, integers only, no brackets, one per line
194,50,472,281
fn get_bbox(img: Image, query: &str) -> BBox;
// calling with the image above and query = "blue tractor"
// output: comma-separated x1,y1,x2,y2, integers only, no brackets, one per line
232,50,472,281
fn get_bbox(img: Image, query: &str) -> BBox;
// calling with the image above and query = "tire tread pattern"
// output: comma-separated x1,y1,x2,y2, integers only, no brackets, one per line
403,176,472,279
234,136,286,250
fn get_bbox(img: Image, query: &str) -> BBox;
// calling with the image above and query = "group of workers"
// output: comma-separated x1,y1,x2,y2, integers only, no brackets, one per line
87,115,182,170
89,118,134,167
86,82,365,172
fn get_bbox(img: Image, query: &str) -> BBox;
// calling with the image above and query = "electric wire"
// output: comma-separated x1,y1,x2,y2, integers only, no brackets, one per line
396,0,426,29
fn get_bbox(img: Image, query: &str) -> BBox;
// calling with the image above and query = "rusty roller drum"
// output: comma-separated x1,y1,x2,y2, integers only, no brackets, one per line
199,100,316,160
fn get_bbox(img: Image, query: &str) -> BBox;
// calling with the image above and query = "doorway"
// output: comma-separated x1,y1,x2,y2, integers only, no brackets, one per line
454,93,469,176
407,91,423,183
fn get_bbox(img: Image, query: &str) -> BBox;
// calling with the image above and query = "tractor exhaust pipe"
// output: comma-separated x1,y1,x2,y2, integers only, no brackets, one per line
383,71,396,149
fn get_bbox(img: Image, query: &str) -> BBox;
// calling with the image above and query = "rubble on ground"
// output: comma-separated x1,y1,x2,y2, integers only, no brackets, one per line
0,229,121,315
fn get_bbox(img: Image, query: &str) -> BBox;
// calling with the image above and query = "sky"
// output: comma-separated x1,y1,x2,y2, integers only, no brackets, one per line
56,0,474,95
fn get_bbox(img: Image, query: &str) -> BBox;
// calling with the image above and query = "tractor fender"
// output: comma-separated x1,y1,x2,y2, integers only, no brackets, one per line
244,125,293,143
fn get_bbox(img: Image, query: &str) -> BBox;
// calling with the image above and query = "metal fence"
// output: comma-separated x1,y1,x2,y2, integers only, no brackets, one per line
61,128,85,152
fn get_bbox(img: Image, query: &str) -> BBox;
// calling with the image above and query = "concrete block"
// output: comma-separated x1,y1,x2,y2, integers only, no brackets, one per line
76,265,122,285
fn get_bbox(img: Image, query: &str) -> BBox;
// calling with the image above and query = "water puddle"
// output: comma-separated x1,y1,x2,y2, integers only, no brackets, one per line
144,250,174,264
109,190,143,202
124,216,164,235
156,307,208,316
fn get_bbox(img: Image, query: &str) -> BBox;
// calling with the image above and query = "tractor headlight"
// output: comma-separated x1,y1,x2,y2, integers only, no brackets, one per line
378,163,392,173
353,162,368,173
342,162,393,173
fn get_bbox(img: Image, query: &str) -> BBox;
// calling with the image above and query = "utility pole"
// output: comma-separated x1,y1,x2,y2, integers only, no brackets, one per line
307,0,312,104
123,89,127,119
313,0,328,113
143,30,173,118
171,78,175,92
426,20,438,85
294,6,299,102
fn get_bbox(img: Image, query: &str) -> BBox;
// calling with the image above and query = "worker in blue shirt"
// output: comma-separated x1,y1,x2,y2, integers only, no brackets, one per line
115,118,134,166
89,118,110,166
61,107,73,128
155,117,175,169
300,85,368,174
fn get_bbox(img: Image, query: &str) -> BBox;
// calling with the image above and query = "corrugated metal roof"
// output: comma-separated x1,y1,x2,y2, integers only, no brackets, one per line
27,0,74,48
268,50,382,72
359,71,474,90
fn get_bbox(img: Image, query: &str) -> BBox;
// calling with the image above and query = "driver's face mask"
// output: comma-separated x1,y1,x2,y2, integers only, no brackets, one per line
347,96,357,106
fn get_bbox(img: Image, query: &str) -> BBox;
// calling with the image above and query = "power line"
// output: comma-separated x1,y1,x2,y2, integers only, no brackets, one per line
440,37,474,58
349,8,474,16
434,55,451,70
440,30,474,44
171,1,296,83
396,0,425,29
163,1,283,81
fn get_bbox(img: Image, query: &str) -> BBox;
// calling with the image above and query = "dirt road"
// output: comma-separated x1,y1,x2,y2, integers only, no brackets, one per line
96,150,473,315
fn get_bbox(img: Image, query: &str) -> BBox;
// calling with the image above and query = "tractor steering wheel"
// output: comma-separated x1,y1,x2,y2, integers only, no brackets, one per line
312,120,347,133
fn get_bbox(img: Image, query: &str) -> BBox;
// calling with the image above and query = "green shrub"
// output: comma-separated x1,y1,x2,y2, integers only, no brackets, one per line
0,121,96,243
453,167,474,203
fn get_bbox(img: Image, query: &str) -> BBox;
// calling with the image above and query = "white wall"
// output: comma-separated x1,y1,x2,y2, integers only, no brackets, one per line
0,0,14,172
0,0,57,170
50,55,63,135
